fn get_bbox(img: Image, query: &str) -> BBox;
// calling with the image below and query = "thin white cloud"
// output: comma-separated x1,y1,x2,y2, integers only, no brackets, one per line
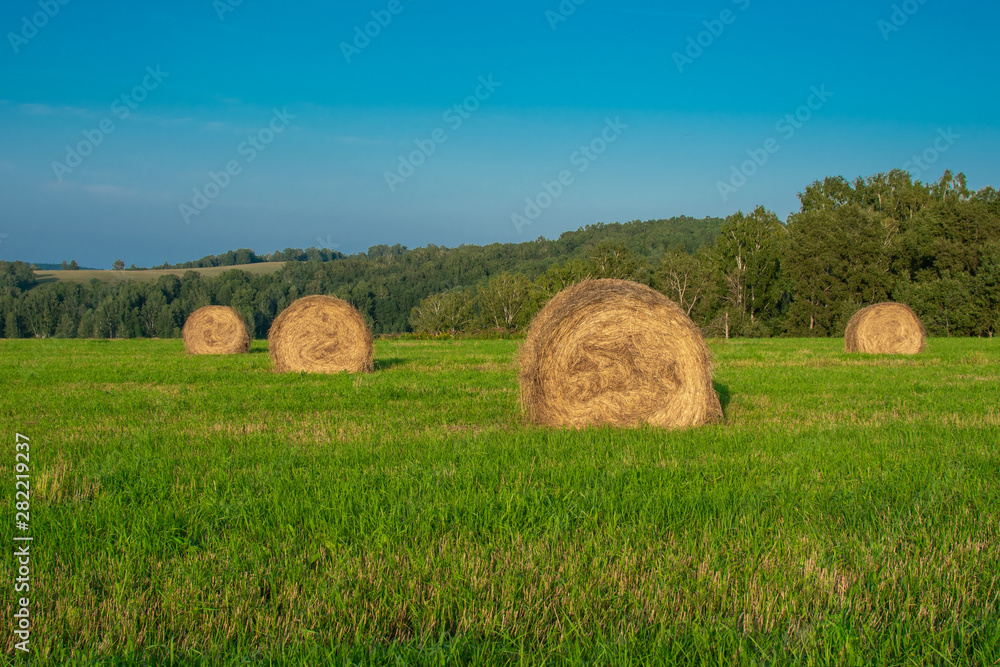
197,118,294,135
82,184,173,202
41,181,171,202
18,103,93,117
42,181,77,193
609,8,708,19
147,115,194,128
20,103,56,115
82,112,195,128
333,135,387,146
84,184,139,198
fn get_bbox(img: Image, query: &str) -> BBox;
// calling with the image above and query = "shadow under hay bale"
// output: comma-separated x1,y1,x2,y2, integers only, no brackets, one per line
518,278,723,429
268,295,373,374
182,306,250,355
844,302,925,354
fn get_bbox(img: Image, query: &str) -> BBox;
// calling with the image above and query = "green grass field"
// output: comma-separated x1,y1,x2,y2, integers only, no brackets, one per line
32,262,286,287
2,337,999,665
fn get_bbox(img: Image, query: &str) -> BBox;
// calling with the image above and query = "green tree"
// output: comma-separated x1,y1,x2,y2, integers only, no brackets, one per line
975,242,1000,336
476,272,538,330
712,206,785,336
784,204,895,335
4,305,20,338
900,274,976,337
0,261,37,293
798,175,855,212
535,259,592,299
409,289,475,333
55,310,77,338
654,247,713,318
140,290,167,337
587,241,645,281
21,288,59,338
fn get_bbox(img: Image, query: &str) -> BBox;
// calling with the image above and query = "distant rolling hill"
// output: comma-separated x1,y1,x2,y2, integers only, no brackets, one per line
31,263,99,271
33,262,287,286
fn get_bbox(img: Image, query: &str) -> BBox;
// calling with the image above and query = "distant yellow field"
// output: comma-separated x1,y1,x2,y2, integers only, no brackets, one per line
33,262,287,286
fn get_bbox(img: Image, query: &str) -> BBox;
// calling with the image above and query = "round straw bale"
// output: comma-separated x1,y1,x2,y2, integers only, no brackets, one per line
182,305,250,355
844,302,925,354
268,295,373,373
519,279,722,429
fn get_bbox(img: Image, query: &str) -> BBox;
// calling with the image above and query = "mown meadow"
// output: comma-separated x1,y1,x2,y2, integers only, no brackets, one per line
2,337,999,665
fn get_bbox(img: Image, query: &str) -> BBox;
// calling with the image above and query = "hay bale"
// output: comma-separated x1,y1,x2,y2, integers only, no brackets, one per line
268,295,373,373
182,306,250,355
518,279,722,429
844,302,925,354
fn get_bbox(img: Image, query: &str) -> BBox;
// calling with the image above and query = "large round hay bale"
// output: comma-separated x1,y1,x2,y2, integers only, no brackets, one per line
844,302,925,354
182,306,250,355
519,279,722,429
268,295,373,373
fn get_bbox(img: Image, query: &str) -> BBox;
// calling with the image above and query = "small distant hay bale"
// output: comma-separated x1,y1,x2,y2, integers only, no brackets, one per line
518,279,722,429
268,295,373,373
844,302,925,354
182,306,250,355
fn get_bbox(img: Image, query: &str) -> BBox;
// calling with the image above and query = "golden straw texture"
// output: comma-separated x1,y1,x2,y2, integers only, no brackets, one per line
268,295,373,373
519,279,722,429
844,302,925,354
182,306,250,355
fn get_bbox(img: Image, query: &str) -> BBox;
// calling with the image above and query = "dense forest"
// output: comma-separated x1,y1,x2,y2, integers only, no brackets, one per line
3,170,999,339
145,246,345,270
0,215,720,338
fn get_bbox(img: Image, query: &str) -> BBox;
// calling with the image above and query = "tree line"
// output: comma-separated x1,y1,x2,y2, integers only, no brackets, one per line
0,216,720,339
3,170,997,340
411,170,999,338
145,246,345,270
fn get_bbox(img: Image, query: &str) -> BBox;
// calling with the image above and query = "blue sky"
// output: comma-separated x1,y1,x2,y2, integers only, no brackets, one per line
1,0,998,268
